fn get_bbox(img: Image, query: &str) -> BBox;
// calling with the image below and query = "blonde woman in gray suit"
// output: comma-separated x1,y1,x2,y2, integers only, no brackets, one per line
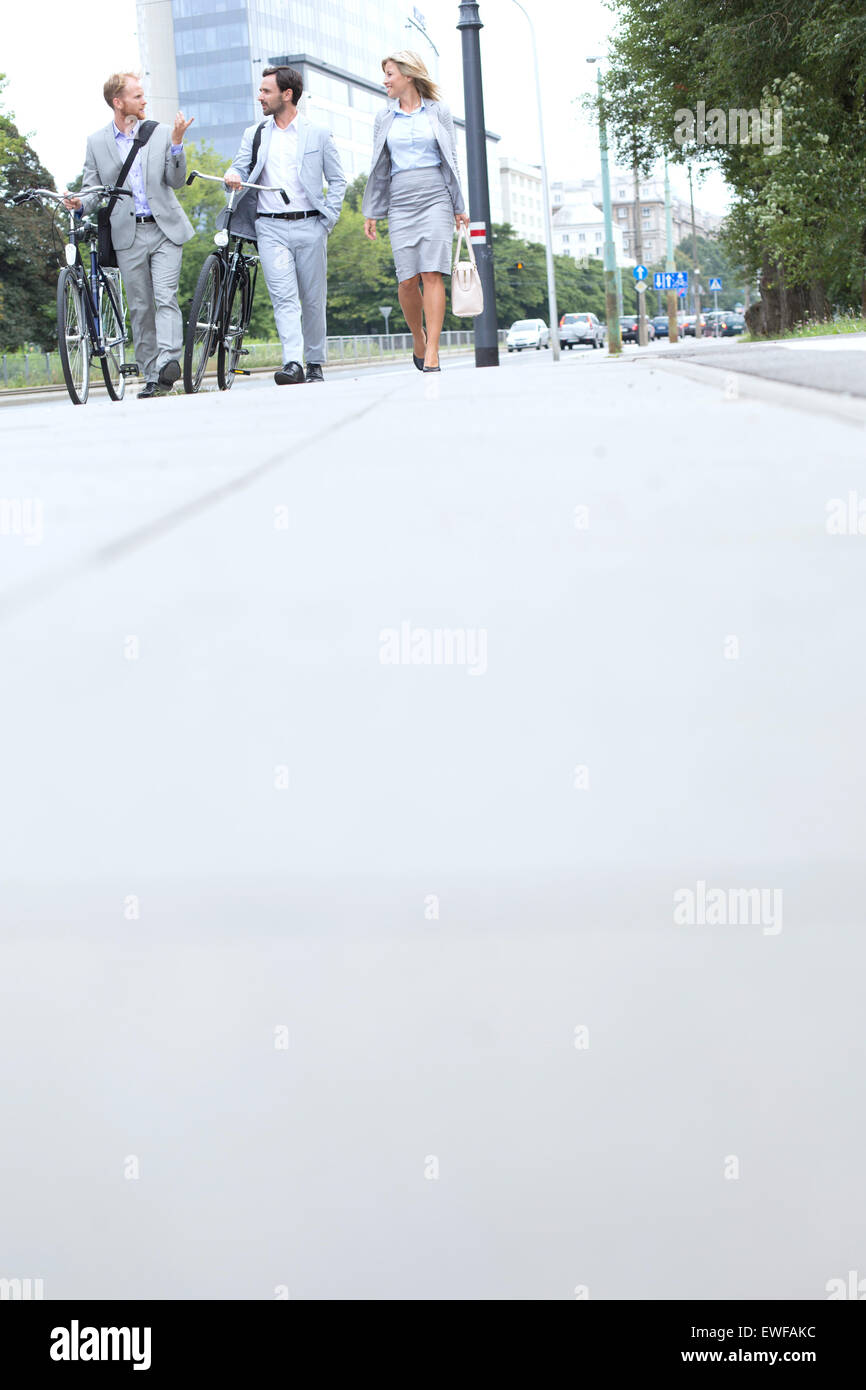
363,52,469,373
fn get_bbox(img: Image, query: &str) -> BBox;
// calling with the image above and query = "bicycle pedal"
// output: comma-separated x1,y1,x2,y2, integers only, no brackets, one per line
238,348,250,355
119,363,140,377
236,369,251,375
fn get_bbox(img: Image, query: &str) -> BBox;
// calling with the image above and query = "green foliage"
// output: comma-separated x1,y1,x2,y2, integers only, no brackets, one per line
603,1,866,316
489,223,609,327
0,75,61,351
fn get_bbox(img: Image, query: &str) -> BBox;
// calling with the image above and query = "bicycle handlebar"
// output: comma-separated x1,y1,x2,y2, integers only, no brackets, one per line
10,184,134,206
186,169,290,204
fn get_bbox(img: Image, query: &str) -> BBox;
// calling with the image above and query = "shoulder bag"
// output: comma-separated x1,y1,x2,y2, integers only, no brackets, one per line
451,224,484,318
97,120,158,266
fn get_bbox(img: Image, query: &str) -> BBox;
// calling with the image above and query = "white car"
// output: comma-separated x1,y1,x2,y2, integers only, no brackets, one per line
506,318,550,351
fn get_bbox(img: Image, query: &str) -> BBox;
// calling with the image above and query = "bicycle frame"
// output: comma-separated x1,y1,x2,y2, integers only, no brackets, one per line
13,185,129,361
184,171,286,381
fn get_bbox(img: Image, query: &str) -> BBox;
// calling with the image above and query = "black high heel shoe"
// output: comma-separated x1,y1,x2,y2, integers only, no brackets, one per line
422,364,441,372
413,331,428,372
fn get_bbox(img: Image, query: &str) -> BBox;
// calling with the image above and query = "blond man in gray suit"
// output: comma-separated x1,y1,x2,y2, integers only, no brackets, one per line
65,73,195,398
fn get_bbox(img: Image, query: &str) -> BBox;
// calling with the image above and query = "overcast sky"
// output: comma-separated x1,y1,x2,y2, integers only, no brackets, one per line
2,0,730,214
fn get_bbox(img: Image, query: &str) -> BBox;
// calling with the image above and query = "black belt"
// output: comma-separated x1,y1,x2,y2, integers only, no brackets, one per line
135,214,156,222
257,209,320,221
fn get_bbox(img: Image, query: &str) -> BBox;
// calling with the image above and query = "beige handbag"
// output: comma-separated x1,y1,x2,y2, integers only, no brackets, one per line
451,225,484,317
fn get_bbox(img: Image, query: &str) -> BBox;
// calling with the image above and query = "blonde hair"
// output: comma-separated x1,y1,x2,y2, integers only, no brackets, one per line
103,72,139,109
381,51,441,103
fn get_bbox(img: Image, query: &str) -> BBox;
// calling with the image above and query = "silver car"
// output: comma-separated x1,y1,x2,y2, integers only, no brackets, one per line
559,312,605,349
506,319,551,351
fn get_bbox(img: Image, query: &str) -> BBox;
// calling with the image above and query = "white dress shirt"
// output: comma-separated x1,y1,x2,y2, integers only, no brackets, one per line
258,119,314,214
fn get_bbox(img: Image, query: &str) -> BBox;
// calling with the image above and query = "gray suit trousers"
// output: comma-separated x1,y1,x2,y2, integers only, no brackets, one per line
255,215,329,365
116,221,184,383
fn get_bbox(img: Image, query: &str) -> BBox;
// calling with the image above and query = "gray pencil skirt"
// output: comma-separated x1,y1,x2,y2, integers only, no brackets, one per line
387,165,455,281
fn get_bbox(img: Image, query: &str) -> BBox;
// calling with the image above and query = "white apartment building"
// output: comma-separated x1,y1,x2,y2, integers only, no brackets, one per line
499,157,545,242
551,201,627,265
552,174,723,265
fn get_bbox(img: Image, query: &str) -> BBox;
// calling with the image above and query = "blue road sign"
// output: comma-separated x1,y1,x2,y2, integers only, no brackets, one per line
654,271,690,291
633,264,648,281
708,276,723,292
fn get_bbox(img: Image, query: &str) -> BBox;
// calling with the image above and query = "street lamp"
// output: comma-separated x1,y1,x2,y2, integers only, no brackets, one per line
586,56,621,355
510,0,560,360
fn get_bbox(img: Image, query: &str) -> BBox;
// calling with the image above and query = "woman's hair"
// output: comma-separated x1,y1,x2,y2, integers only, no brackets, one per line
381,51,441,103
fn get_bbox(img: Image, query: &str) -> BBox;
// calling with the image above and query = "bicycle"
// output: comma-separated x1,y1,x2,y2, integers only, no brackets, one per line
183,171,288,393
11,184,134,405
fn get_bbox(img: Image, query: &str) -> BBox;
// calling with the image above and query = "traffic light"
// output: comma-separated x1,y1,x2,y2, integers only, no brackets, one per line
516,260,524,270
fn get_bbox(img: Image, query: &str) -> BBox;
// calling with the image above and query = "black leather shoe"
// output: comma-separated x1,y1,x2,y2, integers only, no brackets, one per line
137,381,161,399
274,361,305,385
422,364,441,373
305,363,324,383
157,358,181,388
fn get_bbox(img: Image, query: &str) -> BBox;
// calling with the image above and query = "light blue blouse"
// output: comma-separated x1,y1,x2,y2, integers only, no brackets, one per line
386,102,441,175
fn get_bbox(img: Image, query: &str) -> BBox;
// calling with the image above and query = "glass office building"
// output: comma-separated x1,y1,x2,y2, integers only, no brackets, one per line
136,0,500,215
140,0,439,158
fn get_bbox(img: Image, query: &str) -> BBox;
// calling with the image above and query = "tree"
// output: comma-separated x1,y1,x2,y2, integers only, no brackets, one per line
0,76,60,350
604,1,866,330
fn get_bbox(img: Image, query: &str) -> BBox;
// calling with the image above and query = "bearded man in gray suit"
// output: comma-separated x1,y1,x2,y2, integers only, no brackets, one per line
224,66,346,385
65,73,194,398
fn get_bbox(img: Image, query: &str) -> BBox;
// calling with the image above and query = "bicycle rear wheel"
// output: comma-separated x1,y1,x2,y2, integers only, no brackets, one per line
184,254,221,394
57,268,91,405
217,263,251,390
98,269,127,401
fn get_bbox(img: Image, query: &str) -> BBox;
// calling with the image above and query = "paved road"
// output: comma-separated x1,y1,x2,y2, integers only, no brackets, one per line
2,349,864,1299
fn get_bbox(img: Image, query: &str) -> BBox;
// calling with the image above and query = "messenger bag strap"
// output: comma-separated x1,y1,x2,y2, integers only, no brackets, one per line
105,119,159,218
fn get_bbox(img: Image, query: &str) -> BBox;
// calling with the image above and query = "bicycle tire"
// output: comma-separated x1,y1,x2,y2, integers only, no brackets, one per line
217,263,251,390
184,254,221,394
57,268,91,405
98,270,127,401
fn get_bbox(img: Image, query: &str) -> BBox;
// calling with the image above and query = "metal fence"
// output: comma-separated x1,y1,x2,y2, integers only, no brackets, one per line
1,329,510,391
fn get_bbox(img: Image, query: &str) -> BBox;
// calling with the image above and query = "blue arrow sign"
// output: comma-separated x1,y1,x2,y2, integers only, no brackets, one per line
633,264,648,281
654,271,690,290
708,276,723,291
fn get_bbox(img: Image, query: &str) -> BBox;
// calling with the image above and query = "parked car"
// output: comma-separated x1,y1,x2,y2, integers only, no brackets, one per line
619,315,656,344
506,319,550,351
559,312,605,349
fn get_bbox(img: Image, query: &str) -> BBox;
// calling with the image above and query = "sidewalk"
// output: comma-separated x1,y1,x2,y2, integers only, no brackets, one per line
2,351,864,1298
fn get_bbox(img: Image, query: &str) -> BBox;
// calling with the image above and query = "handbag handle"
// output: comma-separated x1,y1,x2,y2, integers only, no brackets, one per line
453,223,477,269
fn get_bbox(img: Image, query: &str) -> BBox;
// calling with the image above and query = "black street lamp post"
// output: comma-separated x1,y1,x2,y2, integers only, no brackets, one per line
457,0,499,367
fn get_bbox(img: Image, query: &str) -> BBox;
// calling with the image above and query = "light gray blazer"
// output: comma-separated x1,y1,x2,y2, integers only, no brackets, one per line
224,114,347,242
362,100,466,219
79,121,194,250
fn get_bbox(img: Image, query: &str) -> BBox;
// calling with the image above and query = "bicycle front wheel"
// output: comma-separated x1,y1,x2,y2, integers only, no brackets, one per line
57,268,91,405
98,269,127,401
217,264,251,390
184,254,221,394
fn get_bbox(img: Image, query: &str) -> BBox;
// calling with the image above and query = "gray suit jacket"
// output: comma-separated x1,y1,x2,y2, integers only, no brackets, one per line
224,115,347,242
362,100,466,219
80,121,194,250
